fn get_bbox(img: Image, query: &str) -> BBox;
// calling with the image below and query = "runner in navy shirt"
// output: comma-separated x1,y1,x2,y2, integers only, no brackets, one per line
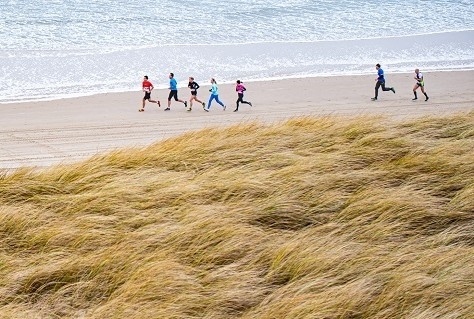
371,64,395,101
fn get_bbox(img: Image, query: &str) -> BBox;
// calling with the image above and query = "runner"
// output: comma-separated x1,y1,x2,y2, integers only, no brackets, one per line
139,75,160,112
412,69,429,101
234,80,252,112
187,77,206,111
205,78,226,112
371,63,395,101
165,73,187,111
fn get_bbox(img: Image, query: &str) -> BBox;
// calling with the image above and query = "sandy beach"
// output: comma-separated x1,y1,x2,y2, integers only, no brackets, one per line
1,71,472,170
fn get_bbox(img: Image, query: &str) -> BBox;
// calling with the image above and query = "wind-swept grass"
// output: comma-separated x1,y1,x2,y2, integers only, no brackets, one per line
0,112,473,319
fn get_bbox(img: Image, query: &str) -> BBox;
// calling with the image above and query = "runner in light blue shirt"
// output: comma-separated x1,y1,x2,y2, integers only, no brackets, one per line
205,78,226,112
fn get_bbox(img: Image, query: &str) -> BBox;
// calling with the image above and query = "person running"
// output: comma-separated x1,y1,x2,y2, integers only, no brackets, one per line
139,75,160,112
234,80,252,112
205,78,226,112
187,77,206,111
165,72,187,111
412,69,429,101
371,63,395,101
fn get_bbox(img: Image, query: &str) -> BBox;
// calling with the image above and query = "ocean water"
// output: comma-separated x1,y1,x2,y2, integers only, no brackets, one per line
1,0,473,103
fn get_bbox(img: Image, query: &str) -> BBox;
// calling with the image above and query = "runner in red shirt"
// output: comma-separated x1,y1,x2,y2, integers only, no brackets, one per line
139,75,160,112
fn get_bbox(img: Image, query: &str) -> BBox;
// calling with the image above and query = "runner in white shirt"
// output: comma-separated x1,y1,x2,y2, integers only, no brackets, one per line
412,69,429,101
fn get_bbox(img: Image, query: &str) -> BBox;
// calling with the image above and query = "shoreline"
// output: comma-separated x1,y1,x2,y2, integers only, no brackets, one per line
1,70,473,170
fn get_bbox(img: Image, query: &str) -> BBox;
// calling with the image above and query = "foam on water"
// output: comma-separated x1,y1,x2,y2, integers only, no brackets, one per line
0,0,473,103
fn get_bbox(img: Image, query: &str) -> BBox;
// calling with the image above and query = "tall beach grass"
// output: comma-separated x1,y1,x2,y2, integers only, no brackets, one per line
0,112,473,318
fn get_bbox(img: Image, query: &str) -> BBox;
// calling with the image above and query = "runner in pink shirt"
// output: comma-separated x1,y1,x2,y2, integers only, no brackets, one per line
234,80,252,112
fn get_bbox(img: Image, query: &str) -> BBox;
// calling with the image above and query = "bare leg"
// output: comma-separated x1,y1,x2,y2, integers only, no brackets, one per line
149,99,160,106
413,84,419,100
139,98,147,111
194,96,204,104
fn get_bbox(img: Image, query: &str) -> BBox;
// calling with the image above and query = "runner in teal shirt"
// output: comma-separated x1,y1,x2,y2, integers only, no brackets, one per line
165,72,187,111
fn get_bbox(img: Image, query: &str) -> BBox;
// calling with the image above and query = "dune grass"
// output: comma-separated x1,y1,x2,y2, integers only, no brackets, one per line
0,111,473,319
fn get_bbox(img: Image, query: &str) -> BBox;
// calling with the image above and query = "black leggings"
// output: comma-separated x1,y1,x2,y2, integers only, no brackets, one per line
236,93,251,109
375,81,391,98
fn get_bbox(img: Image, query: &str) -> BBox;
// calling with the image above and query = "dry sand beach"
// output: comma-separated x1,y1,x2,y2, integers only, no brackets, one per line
1,71,473,170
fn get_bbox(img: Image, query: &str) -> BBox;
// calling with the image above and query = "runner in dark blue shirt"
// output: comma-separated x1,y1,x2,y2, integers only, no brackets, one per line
371,64,395,101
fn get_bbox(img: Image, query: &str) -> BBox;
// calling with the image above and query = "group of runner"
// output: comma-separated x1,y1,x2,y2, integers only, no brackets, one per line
371,64,429,102
140,66,429,113
139,73,252,113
